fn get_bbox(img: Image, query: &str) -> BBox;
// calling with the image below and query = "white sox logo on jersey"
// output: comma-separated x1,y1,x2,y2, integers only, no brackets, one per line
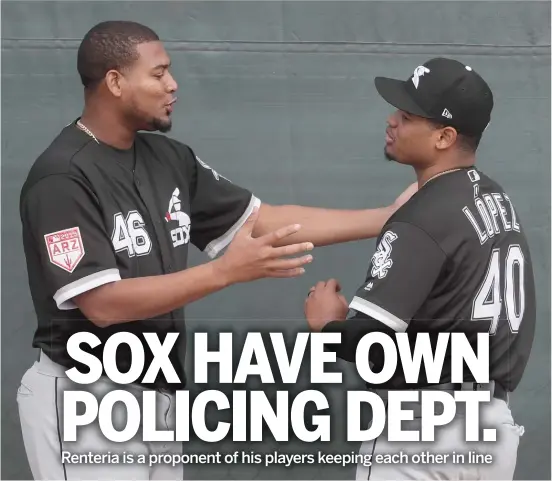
371,230,398,279
165,188,191,248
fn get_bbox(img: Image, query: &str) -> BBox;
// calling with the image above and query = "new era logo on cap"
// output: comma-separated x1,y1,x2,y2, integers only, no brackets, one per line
374,57,493,136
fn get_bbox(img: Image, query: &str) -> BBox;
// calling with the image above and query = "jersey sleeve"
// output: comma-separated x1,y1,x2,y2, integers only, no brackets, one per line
187,148,261,258
349,222,446,332
21,174,121,311
322,311,396,364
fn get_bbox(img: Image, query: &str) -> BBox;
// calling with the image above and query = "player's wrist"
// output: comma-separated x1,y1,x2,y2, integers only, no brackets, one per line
209,257,235,288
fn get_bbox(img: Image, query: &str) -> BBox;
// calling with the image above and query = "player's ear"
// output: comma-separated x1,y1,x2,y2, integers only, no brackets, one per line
435,126,457,150
105,70,125,98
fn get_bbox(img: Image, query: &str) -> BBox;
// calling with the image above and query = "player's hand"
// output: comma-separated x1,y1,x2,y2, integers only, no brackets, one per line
392,182,418,210
304,278,349,332
215,207,314,284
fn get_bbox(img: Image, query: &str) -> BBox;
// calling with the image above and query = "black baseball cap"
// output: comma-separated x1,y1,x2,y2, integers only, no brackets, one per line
375,57,493,136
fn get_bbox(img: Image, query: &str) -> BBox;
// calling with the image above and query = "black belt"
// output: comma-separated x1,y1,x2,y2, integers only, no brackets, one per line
365,381,510,407
494,383,509,402
451,381,509,402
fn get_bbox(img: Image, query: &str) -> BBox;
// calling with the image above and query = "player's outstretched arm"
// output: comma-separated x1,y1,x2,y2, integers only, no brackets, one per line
253,182,418,247
74,208,313,327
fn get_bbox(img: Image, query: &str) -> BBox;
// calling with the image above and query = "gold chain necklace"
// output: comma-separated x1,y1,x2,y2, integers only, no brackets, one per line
76,119,99,144
422,168,463,187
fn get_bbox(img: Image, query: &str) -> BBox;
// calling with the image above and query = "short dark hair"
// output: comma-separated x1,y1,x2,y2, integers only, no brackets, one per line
77,21,159,90
429,120,482,153
455,131,483,152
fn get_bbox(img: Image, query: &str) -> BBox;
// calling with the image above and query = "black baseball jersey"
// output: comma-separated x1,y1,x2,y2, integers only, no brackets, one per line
20,120,260,390
342,167,536,392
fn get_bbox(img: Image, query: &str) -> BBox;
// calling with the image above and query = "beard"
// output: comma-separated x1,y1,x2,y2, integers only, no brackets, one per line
151,116,172,133
127,97,173,133
136,114,172,133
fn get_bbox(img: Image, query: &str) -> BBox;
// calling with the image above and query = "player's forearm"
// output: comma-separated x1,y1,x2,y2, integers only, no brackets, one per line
256,204,396,247
75,261,229,327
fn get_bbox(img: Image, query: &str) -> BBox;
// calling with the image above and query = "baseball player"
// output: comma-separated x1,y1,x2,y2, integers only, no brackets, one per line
17,21,416,480
305,58,536,480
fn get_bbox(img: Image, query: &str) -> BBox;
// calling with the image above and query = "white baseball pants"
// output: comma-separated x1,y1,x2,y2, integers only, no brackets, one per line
17,351,183,480
355,387,525,480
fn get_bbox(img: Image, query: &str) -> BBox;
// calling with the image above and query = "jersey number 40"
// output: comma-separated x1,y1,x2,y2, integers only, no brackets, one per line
472,244,525,335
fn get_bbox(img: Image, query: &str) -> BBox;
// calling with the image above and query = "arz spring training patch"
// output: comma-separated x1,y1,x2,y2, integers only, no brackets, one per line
44,227,85,273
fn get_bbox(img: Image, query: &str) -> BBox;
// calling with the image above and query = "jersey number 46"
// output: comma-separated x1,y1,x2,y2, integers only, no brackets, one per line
111,211,152,257
472,244,525,335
